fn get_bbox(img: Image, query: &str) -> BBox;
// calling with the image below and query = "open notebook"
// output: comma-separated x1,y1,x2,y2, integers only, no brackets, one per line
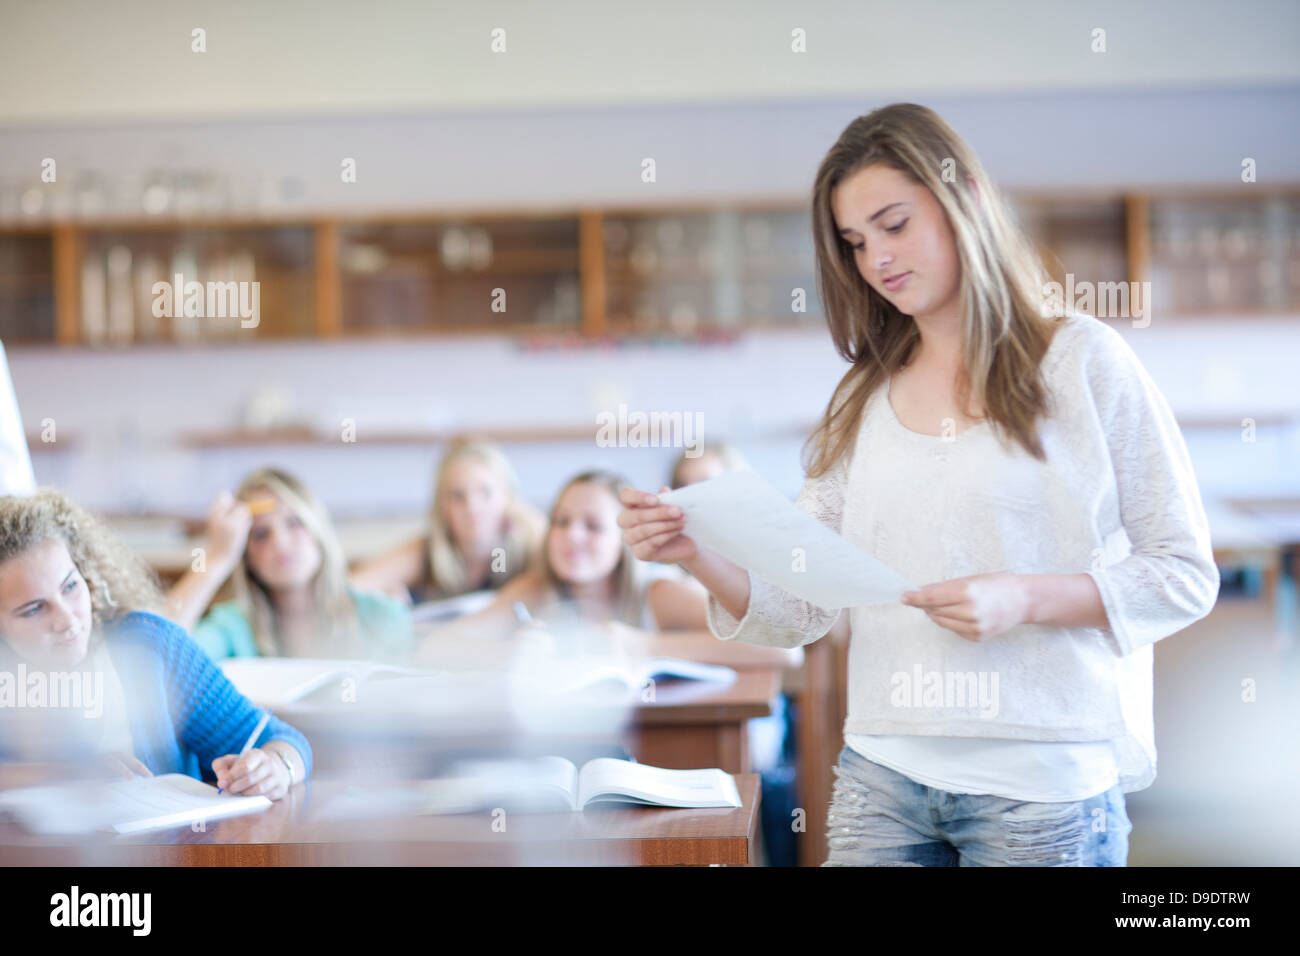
421,756,742,814
0,774,271,835
557,658,736,696
218,657,428,708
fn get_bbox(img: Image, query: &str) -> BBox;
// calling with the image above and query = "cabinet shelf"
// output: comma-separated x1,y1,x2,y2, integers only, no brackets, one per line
2,186,1298,349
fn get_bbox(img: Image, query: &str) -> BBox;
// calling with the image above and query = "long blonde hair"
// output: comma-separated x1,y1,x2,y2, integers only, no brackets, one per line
669,441,750,489
806,102,1061,478
535,470,644,627
0,489,162,625
423,438,542,599
230,468,361,657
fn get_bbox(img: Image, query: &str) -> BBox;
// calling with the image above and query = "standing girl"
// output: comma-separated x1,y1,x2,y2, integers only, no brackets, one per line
618,103,1219,866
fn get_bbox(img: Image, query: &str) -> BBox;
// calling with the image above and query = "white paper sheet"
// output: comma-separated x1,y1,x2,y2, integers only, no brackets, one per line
659,470,913,609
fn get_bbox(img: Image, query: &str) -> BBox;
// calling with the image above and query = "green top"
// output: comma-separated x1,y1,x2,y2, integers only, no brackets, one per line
190,589,413,662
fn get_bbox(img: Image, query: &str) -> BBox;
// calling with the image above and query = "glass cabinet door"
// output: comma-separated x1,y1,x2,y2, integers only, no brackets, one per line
603,206,823,333
0,232,55,344
77,225,315,344
339,216,581,333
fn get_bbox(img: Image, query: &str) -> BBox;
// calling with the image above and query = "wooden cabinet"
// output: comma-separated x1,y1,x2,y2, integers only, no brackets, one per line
2,188,1297,348
338,216,582,334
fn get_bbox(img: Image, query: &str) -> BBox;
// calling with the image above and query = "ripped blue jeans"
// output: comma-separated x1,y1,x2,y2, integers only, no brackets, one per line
824,745,1131,866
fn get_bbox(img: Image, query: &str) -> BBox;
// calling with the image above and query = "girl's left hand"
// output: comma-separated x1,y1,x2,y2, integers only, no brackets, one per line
900,573,1030,642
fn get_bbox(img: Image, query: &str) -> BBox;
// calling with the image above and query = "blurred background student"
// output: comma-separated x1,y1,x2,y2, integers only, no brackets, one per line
0,489,311,798
669,442,750,491
351,438,544,607
418,468,799,677
419,470,693,662
166,468,411,662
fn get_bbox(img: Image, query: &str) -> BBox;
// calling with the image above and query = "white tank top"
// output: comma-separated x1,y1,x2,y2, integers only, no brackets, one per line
845,733,1119,803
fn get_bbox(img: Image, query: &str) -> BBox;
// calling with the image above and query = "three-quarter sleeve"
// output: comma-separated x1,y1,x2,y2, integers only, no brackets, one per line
1081,324,1220,657
158,618,314,779
706,453,848,649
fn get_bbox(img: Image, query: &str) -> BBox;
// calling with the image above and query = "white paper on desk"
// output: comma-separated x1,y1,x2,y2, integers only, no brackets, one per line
658,470,913,609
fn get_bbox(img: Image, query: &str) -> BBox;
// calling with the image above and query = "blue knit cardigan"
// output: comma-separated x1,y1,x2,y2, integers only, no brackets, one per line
0,610,312,782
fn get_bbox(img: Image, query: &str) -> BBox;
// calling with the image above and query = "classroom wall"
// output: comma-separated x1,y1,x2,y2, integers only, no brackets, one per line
4,86,1300,216
3,0,1298,125
12,317,1300,517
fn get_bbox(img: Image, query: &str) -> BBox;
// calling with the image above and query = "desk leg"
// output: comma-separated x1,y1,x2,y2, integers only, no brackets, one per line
796,638,838,867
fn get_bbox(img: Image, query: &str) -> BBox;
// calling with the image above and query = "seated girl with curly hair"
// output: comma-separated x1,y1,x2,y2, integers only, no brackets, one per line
0,489,311,800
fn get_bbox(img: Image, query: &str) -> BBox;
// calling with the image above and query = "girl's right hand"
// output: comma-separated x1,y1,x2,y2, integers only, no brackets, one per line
617,486,698,564
206,491,252,570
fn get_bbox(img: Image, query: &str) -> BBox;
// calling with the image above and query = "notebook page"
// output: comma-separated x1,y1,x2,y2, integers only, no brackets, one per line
0,774,270,834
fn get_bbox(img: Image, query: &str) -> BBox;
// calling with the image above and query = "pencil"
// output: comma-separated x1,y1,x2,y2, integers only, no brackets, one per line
218,709,272,794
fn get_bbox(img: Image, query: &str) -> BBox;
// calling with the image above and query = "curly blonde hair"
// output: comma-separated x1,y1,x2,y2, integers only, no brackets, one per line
0,489,162,623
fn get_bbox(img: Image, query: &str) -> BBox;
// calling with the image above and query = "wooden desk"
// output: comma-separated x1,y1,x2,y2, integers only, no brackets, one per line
631,667,781,773
0,775,761,867
274,666,782,778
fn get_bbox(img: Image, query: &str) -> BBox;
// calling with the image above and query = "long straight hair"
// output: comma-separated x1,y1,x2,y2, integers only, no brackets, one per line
424,438,543,599
230,467,361,656
537,470,644,627
805,103,1062,478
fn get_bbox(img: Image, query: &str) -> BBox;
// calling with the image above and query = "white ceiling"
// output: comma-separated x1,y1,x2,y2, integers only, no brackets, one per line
2,0,1298,126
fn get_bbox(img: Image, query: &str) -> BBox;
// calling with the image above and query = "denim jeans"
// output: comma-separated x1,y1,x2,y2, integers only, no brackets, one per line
823,745,1131,866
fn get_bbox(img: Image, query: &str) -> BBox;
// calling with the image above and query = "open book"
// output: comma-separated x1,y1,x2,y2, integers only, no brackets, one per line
555,658,736,696
218,657,427,709
411,589,497,624
0,773,271,835
422,757,742,814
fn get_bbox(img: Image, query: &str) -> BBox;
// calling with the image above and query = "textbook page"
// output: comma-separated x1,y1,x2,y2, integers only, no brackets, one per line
577,759,742,809
659,469,913,609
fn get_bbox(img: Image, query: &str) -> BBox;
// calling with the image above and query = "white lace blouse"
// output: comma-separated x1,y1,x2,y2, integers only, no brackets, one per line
707,312,1220,793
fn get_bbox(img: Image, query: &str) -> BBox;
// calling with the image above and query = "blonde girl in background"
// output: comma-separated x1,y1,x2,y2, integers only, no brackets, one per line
351,437,544,605
418,469,799,671
166,467,410,661
668,441,750,491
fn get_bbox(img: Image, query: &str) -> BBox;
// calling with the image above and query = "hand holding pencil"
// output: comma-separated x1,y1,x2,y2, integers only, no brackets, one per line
212,710,296,801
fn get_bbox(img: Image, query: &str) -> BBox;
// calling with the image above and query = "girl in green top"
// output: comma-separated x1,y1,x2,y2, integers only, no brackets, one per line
165,468,411,662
